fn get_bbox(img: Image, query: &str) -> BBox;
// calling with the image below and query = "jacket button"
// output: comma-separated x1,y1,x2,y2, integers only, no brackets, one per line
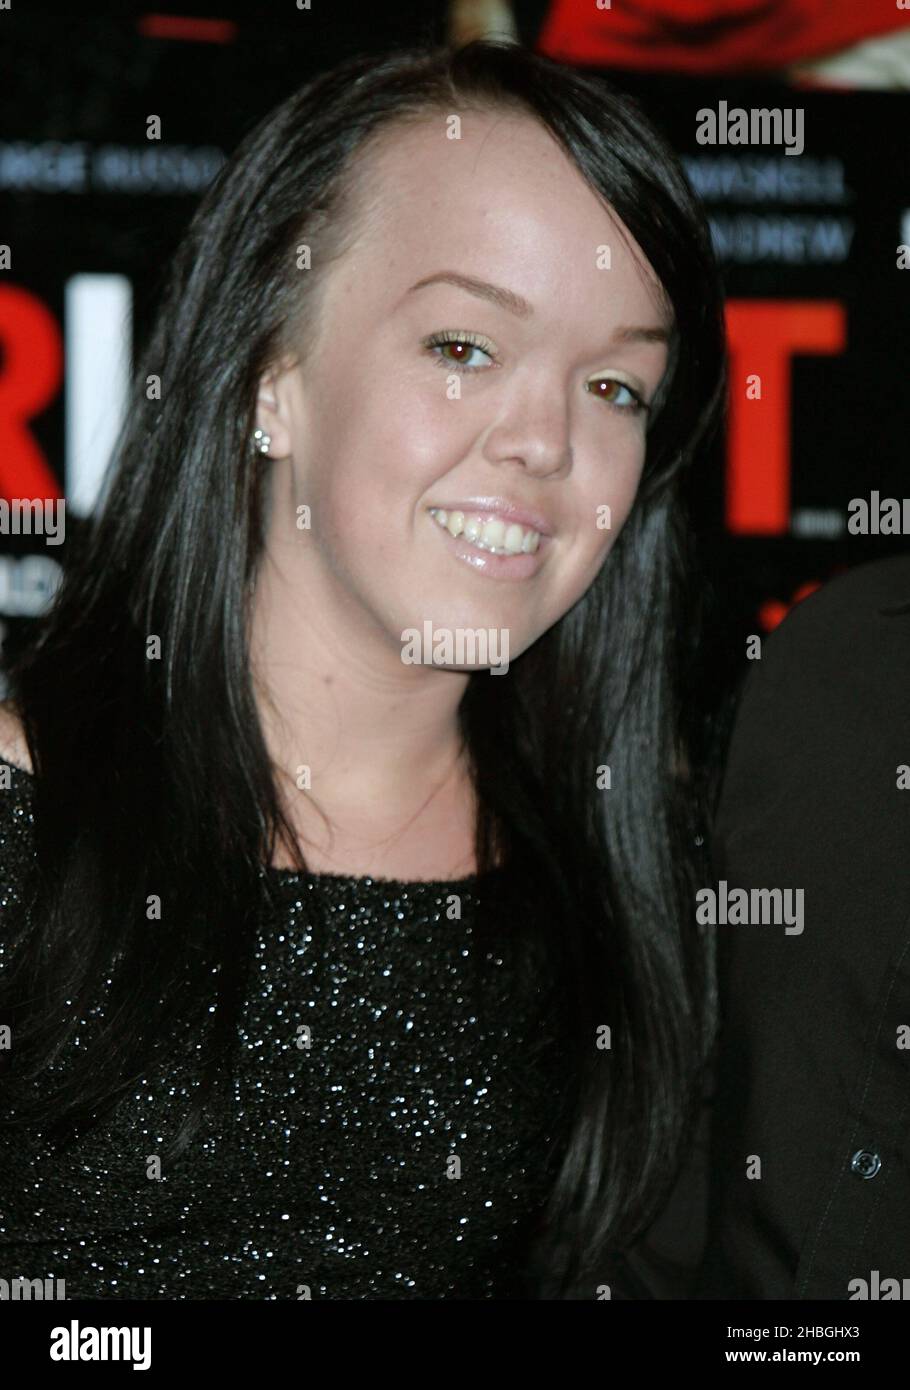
850,1149,881,1179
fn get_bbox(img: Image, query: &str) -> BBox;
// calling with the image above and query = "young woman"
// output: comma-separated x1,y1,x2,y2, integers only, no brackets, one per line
0,39,726,1300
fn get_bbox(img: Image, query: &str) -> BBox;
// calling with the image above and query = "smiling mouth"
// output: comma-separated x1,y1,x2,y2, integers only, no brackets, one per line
427,507,541,556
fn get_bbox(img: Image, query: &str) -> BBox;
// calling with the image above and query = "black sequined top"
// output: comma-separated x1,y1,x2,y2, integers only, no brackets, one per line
0,762,572,1300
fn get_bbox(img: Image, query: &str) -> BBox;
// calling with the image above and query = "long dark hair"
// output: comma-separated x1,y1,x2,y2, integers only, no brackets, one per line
0,40,726,1297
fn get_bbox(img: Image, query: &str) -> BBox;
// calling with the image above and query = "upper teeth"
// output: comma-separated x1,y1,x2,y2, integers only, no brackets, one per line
428,509,541,554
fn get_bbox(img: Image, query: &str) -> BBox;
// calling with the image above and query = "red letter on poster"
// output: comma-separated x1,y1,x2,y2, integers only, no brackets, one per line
725,301,845,535
0,285,63,501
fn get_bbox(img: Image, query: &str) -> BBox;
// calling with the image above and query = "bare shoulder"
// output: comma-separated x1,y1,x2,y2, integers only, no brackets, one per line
0,699,33,774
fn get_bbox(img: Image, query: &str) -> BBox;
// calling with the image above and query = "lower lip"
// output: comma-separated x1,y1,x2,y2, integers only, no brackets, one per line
428,513,549,581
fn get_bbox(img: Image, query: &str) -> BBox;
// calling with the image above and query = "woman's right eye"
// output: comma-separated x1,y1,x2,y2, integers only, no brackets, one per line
422,331,497,373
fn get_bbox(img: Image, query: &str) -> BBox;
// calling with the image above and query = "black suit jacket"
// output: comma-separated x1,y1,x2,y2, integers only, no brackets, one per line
696,554,910,1298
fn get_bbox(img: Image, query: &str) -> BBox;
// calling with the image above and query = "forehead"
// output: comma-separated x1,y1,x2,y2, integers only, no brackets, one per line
337,110,670,328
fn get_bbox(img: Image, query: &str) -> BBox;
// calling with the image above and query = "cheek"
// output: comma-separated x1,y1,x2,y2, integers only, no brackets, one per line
566,447,646,584
303,440,429,598
585,433,646,521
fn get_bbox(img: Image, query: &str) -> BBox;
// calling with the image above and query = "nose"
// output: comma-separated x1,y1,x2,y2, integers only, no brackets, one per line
479,377,573,480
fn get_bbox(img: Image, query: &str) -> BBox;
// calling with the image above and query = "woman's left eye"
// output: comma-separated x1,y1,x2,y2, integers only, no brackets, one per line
587,377,648,414
423,331,496,373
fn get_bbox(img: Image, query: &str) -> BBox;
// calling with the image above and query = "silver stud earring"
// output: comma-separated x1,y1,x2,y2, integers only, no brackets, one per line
252,428,272,456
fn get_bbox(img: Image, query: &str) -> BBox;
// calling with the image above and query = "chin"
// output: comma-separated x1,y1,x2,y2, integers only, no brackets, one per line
394,601,539,675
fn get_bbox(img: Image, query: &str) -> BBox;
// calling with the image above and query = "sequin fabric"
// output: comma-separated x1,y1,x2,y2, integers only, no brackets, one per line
0,763,572,1299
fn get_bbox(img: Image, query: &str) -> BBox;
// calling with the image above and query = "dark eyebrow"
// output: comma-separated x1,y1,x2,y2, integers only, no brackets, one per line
611,323,672,346
407,270,534,319
405,270,671,344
